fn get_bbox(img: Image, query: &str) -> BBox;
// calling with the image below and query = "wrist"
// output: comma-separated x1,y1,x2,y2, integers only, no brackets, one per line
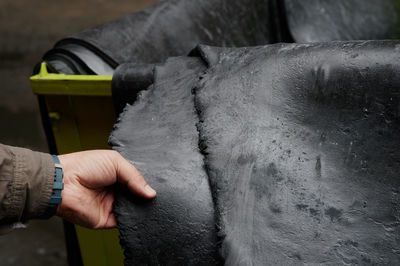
41,155,64,219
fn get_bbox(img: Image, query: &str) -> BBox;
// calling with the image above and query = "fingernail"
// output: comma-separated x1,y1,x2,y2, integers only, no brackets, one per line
144,185,156,196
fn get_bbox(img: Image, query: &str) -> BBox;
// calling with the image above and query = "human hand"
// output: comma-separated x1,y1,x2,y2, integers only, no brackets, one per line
57,150,156,229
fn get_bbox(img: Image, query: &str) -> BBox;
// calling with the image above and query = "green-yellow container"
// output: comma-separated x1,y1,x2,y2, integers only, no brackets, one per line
31,62,124,266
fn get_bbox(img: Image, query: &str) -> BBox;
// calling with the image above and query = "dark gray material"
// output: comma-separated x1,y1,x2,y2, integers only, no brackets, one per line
112,63,155,115
67,0,274,65
41,0,400,75
111,41,400,265
285,0,400,42
42,0,276,75
41,40,117,75
32,0,400,264
40,0,400,75
110,56,221,265
57,44,114,75
194,42,400,265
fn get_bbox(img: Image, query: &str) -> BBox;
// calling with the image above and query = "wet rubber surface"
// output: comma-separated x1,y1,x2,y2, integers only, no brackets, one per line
110,57,220,265
285,0,400,42
5,0,398,265
195,42,400,265
112,41,400,265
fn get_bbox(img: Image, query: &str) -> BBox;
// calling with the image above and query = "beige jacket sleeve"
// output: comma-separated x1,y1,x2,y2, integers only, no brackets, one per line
0,144,54,226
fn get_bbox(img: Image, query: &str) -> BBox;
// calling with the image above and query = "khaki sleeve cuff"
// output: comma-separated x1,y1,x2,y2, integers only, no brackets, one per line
4,145,54,222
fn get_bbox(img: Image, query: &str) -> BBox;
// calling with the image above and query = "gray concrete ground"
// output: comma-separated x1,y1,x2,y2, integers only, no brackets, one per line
0,0,158,265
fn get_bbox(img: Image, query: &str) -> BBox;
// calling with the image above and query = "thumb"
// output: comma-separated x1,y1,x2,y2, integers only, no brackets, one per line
114,153,156,198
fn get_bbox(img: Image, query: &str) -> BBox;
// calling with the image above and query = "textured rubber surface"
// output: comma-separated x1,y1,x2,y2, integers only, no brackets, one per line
67,0,274,65
111,41,400,265
112,63,155,115
285,0,400,42
194,42,400,265
110,56,221,265
42,0,400,75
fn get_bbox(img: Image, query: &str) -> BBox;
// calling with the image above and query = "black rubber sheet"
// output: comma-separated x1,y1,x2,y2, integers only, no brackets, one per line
110,41,400,265
110,57,220,265
285,0,400,42
43,0,276,75
42,0,400,75
33,1,400,264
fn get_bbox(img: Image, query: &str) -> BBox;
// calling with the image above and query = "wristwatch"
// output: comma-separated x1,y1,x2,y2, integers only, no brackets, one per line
41,155,64,219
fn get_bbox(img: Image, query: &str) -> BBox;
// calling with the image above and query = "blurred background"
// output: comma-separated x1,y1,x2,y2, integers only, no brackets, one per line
0,0,158,265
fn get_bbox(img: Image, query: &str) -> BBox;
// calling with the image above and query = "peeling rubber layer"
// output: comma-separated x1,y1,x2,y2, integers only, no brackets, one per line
111,41,400,265
110,56,221,265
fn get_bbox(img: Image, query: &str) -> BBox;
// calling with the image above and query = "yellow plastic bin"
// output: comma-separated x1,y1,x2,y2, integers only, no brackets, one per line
31,62,124,266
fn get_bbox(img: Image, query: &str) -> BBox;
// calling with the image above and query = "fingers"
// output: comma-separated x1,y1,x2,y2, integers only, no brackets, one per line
104,213,117,229
114,153,156,199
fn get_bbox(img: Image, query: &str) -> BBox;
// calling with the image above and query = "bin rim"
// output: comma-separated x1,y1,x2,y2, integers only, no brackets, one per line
30,62,112,96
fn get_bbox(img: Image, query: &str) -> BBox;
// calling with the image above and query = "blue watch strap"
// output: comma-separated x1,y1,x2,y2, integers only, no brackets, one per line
50,155,64,205
41,155,64,219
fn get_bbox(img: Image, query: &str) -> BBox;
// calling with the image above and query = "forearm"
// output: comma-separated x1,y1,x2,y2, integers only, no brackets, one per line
0,145,155,231
0,144,54,225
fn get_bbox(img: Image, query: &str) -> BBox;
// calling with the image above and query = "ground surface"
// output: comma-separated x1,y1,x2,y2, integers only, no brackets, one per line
0,0,158,265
